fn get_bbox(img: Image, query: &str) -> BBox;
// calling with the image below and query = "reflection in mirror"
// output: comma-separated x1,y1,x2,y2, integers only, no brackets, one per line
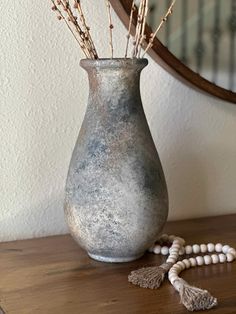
147,0,236,92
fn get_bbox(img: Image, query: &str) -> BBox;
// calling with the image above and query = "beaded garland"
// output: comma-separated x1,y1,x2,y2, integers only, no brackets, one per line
128,234,236,312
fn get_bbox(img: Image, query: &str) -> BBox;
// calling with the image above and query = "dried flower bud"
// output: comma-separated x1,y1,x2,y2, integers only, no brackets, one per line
73,1,78,9
56,0,61,5
110,24,114,29
51,5,57,11
57,15,62,20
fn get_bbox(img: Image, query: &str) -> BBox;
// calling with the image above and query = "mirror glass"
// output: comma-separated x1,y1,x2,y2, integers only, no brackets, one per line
147,0,236,92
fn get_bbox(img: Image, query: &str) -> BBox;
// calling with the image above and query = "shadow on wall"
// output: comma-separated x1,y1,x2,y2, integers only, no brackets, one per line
167,139,208,220
159,106,236,221
142,56,236,221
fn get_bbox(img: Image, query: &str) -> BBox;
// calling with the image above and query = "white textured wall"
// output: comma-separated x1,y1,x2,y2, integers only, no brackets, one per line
1,1,236,241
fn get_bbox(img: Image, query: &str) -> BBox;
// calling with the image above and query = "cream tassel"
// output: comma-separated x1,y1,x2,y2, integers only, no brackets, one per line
172,278,217,311
128,262,173,289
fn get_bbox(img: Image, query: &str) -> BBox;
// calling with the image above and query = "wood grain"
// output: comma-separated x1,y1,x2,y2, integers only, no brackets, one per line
0,214,235,314
110,0,236,104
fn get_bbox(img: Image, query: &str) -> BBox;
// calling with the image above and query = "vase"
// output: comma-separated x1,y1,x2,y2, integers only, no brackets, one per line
65,58,168,263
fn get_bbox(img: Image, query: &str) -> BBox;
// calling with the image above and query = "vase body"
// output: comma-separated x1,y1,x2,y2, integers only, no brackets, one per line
65,58,168,263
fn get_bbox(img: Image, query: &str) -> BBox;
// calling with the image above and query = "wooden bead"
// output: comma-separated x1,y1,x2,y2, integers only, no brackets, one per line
222,245,230,254
169,273,178,284
211,254,219,264
215,243,223,253
207,243,215,253
219,253,226,263
203,255,212,265
170,247,179,253
171,264,182,273
169,251,179,258
167,256,177,264
185,245,192,255
168,267,176,273
171,243,181,250
161,246,169,255
175,237,185,246
168,272,177,280
200,244,207,253
192,244,200,254
169,251,178,258
153,245,161,254
196,256,204,266
177,261,185,271
226,253,235,262
189,257,197,267
182,259,191,269
228,248,236,257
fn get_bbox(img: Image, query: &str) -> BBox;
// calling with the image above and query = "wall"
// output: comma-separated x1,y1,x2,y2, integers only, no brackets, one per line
0,1,236,241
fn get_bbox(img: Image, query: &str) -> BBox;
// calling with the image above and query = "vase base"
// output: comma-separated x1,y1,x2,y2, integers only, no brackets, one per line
88,252,144,263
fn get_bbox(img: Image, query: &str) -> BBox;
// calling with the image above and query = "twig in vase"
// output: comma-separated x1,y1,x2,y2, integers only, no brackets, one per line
50,0,177,60
125,0,136,58
50,0,98,59
132,0,146,58
142,0,176,57
138,0,149,58
61,0,95,58
73,0,98,59
51,0,88,57
105,0,114,59
59,0,92,58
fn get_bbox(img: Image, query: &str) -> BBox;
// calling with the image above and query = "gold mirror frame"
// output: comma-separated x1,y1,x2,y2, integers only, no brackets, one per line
110,0,236,104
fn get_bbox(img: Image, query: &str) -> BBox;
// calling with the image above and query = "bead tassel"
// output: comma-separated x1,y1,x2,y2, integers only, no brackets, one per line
128,234,236,312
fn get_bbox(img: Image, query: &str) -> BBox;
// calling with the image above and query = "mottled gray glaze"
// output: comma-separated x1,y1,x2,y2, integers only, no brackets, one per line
65,58,168,263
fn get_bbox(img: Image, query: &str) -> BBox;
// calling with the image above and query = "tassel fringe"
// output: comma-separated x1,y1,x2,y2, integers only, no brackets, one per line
128,262,172,289
174,278,218,311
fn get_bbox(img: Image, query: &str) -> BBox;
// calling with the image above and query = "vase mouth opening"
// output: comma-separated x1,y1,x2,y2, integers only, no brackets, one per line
80,58,148,70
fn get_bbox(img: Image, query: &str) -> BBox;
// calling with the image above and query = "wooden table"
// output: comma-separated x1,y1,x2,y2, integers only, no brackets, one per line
0,215,235,314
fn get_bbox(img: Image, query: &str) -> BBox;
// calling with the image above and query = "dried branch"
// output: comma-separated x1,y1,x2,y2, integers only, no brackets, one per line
60,0,93,58
132,0,146,58
50,0,177,60
51,0,89,58
50,0,98,59
125,1,135,58
142,0,176,57
138,0,149,58
74,0,98,59
105,0,114,58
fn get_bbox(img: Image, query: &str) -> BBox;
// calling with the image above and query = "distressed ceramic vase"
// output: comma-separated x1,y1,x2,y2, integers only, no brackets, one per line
65,58,168,263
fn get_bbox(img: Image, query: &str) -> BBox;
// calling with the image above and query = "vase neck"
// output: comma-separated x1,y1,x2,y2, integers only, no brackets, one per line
80,59,148,100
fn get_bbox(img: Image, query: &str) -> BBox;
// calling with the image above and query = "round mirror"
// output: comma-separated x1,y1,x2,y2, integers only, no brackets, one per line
110,0,236,103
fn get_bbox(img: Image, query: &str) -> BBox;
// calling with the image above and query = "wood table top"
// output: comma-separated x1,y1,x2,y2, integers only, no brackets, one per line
0,214,235,314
